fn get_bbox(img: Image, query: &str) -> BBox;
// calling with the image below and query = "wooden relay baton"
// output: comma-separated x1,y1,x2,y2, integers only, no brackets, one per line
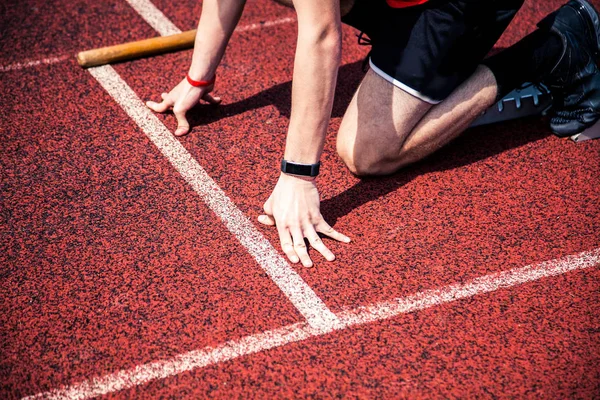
76,29,196,68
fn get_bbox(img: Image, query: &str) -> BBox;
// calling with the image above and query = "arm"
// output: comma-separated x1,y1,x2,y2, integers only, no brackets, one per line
146,0,246,136
259,0,350,267
188,0,245,84
285,0,342,165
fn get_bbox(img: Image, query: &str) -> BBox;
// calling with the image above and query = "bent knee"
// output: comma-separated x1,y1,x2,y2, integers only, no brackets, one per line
337,143,402,177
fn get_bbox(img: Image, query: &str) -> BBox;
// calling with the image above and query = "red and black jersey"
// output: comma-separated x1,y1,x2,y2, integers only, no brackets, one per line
386,0,430,8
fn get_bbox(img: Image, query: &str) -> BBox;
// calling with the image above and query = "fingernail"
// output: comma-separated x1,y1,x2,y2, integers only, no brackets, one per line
291,257,299,263
305,263,313,268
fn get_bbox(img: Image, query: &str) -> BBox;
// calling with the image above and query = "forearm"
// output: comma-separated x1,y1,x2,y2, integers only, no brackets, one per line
188,0,246,80
284,26,342,165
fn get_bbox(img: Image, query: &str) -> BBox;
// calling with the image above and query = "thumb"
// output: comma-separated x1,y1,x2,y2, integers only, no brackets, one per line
173,106,190,136
258,214,276,226
146,99,171,113
259,197,275,226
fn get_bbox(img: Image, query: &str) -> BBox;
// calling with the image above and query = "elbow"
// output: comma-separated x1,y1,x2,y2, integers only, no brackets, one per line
324,29,342,59
298,23,342,57
316,23,342,48
319,32,342,64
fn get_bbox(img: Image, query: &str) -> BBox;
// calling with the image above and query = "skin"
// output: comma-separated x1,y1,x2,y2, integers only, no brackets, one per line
145,0,243,135
147,0,500,267
147,0,350,268
337,66,498,175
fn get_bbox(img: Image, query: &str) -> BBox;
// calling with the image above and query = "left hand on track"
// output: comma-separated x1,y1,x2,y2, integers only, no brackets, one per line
258,173,350,267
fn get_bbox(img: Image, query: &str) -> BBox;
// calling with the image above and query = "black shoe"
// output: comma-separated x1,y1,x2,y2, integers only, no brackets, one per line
538,0,600,137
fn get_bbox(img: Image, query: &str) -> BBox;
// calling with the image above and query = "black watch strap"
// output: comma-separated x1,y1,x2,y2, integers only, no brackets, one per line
281,160,320,177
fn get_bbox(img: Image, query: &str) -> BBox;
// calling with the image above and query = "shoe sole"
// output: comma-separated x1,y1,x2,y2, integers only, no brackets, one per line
571,0,600,54
470,84,552,128
571,119,600,142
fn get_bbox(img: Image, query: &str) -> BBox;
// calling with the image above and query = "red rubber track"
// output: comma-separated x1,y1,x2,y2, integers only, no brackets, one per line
1,59,301,398
114,269,600,398
2,0,600,398
0,0,157,66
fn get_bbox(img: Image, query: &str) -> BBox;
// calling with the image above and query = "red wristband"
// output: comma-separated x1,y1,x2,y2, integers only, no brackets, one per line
186,74,216,87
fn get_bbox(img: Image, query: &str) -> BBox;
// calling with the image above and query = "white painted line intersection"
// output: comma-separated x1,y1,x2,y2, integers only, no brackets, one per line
24,248,600,399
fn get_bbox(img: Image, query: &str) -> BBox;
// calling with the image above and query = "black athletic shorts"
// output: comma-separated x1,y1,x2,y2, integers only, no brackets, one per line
342,0,524,103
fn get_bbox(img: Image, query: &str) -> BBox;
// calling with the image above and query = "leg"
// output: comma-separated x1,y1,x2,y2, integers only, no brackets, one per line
337,65,498,176
337,0,522,175
336,69,431,176
396,65,498,167
338,0,600,174
483,0,600,137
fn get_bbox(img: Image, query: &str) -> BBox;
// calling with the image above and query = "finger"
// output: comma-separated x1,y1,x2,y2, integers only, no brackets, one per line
277,226,299,264
291,228,313,268
161,92,169,101
172,106,190,136
304,225,335,262
316,220,351,243
258,214,276,226
201,92,222,105
146,99,171,113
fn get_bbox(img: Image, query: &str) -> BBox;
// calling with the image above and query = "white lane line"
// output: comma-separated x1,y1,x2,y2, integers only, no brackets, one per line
124,0,181,36
337,247,600,325
24,248,600,399
126,0,295,38
118,1,336,329
0,55,69,72
87,65,340,331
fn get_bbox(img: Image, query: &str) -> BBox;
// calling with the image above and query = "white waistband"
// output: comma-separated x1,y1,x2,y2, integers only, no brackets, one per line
369,59,442,105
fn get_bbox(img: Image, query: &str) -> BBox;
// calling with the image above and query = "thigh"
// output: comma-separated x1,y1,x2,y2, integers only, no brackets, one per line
337,69,432,172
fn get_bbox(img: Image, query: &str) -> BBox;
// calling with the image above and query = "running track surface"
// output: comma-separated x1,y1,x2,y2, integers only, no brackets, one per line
1,0,599,398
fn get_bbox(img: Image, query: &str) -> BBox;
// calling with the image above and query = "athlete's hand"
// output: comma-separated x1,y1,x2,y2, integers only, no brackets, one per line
146,77,221,136
258,173,350,267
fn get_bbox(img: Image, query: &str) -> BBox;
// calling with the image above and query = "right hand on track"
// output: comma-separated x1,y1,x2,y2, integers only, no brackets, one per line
146,78,221,136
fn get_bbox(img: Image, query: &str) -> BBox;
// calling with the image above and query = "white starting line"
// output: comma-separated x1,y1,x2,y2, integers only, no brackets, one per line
125,0,296,36
24,249,600,399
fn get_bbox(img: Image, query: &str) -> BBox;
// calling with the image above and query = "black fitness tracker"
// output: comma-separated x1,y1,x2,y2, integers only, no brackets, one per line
280,160,321,177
